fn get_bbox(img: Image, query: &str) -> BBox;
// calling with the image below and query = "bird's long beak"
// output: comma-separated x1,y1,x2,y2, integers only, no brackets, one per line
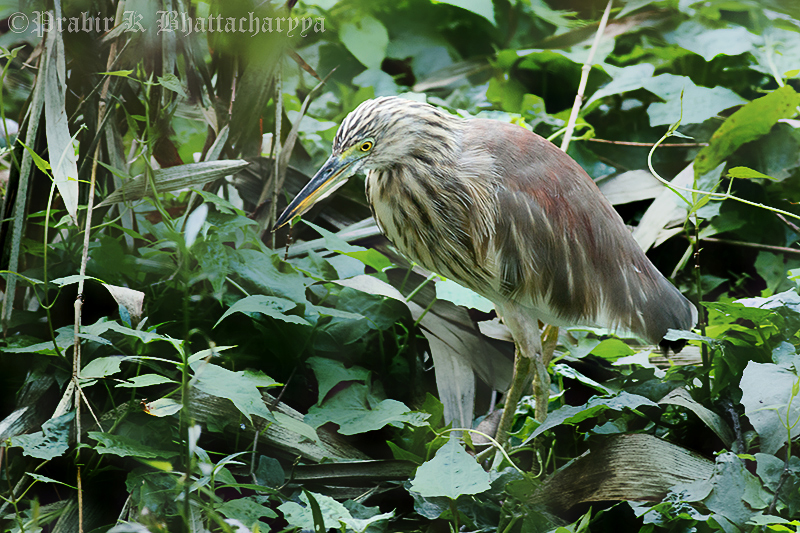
272,154,356,231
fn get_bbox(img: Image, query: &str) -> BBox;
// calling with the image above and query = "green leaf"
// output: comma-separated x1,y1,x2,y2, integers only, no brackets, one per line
341,509,395,533
278,491,353,531
303,220,393,272
218,497,278,527
143,398,183,417
191,363,279,423
230,248,312,303
10,412,74,460
97,160,249,207
305,383,429,435
339,16,388,70
254,455,285,488
158,73,187,97
89,431,178,459
702,453,769,527
410,437,491,499
586,63,655,106
99,69,133,77
665,20,757,62
590,338,634,359
727,166,778,181
435,279,494,312
214,295,311,328
43,26,79,223
436,0,496,25
522,392,657,443
553,364,614,394
643,74,747,127
306,356,370,404
740,361,800,454
81,356,123,380
116,374,177,388
695,86,800,176
273,412,321,444
27,473,76,489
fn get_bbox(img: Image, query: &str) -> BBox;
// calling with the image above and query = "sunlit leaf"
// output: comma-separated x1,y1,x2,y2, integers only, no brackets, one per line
410,437,491,499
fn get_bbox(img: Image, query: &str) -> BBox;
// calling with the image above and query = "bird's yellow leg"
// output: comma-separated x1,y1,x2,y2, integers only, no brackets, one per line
495,347,532,447
495,303,550,446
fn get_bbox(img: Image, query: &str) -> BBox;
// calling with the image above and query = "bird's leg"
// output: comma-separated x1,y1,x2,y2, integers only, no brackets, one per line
495,303,547,445
495,346,531,447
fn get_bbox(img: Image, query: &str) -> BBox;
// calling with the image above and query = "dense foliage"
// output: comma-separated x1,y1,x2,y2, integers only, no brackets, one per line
2,0,800,532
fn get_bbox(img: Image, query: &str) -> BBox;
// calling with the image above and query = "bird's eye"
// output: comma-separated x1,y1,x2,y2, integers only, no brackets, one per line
359,141,373,152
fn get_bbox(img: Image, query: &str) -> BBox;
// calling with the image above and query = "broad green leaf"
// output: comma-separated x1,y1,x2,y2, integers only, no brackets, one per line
230,248,312,303
191,362,279,424
116,374,176,388
214,295,311,328
410,437,491,499
306,356,370,404
665,20,757,62
740,361,800,454
218,497,278,526
89,431,178,458
305,383,429,435
11,412,74,460
755,453,800,515
81,356,123,379
659,388,735,447
254,455,285,488
143,398,183,417
436,279,493,312
522,392,657,443
304,220,393,272
273,412,321,444
702,453,770,527
643,74,747,127
340,16,388,70
695,86,800,175
553,364,613,394
341,510,395,533
158,73,187,97
590,338,634,359
278,491,353,531
587,63,655,106
2,327,73,355
436,0,496,25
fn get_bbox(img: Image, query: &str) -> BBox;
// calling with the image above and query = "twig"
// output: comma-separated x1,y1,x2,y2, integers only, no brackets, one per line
722,400,744,455
268,71,282,248
560,0,612,152
698,237,800,256
71,4,123,528
587,138,708,147
776,212,800,234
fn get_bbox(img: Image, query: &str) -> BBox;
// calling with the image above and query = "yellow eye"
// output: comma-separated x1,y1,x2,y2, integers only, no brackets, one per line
359,141,373,152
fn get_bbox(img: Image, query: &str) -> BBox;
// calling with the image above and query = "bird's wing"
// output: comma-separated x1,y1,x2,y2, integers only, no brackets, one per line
463,119,695,343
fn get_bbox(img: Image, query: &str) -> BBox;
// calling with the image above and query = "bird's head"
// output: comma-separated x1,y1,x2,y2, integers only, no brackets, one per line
273,96,458,230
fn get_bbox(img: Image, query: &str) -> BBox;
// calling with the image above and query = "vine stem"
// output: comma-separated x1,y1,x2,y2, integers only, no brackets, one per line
646,125,800,222
438,428,525,475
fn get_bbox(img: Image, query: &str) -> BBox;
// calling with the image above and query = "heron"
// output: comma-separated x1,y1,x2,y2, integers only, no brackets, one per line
274,96,697,442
